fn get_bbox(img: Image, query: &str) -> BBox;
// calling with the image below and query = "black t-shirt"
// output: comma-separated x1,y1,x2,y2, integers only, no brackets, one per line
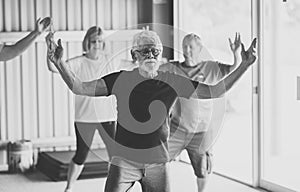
103,69,198,164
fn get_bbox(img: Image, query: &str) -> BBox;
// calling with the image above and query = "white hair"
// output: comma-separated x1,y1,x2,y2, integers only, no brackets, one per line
132,30,163,52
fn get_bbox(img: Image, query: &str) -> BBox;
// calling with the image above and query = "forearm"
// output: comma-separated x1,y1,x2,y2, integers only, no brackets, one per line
54,59,85,95
11,30,40,57
46,54,59,73
230,52,241,71
211,62,249,98
54,59,107,96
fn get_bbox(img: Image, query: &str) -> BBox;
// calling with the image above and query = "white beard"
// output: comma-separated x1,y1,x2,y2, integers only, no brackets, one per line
139,62,159,78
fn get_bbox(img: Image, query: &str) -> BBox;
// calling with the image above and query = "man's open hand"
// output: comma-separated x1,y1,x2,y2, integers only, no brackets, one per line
35,17,52,34
241,38,257,67
47,36,63,65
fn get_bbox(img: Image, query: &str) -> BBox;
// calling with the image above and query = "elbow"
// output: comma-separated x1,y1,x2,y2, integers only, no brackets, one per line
47,65,57,73
214,92,225,98
71,88,83,96
214,89,225,98
69,83,81,95
209,92,222,99
71,89,78,95
71,85,91,96
210,86,226,99
46,59,59,73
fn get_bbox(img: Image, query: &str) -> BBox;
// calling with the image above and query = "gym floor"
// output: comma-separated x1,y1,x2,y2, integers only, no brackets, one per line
0,161,265,192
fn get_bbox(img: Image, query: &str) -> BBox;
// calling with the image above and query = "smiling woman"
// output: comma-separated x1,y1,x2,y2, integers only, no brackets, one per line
45,26,119,192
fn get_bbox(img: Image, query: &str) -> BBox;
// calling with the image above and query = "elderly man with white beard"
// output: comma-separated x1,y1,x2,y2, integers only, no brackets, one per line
46,30,256,192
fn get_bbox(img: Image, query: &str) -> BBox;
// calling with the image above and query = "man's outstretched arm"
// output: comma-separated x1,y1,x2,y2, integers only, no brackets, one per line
194,38,257,99
47,37,108,97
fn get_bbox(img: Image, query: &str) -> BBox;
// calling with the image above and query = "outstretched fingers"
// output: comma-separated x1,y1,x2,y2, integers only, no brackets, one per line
241,43,246,54
229,32,241,51
42,17,52,29
57,39,63,52
247,38,257,53
237,33,241,45
36,17,41,24
228,37,233,46
57,39,62,47
55,39,64,60
251,38,257,48
235,32,238,42
46,33,56,52
237,33,241,43
45,33,53,45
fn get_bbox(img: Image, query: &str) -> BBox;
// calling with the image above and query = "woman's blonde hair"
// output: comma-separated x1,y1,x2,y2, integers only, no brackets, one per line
82,26,104,53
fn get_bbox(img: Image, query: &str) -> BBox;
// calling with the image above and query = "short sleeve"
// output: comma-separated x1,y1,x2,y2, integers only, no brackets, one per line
102,71,121,95
215,61,231,77
163,72,199,99
201,61,231,83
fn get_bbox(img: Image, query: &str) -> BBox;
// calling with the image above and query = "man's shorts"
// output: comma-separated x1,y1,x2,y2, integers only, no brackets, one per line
105,157,170,192
168,128,213,178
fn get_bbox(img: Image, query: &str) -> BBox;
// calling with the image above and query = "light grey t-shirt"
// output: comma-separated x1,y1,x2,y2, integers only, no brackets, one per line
159,61,230,132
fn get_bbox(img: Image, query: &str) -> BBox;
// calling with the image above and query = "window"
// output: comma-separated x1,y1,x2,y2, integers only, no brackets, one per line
175,0,253,184
260,0,300,191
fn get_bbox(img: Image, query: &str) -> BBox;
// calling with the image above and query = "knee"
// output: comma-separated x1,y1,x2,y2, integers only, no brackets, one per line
193,153,213,178
72,151,88,165
194,167,209,178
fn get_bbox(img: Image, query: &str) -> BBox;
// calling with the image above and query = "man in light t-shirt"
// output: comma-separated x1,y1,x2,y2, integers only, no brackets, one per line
160,33,241,192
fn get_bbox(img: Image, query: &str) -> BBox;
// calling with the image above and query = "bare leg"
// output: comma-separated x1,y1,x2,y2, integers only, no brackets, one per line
64,122,95,192
196,177,209,192
140,163,170,192
65,160,84,192
104,164,138,192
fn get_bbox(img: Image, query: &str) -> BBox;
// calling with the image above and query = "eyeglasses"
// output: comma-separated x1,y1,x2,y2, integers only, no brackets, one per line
135,47,161,58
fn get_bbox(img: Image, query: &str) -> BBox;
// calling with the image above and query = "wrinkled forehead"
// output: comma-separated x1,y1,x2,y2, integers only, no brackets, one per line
132,31,163,51
137,36,159,45
136,43,160,51
134,41,162,52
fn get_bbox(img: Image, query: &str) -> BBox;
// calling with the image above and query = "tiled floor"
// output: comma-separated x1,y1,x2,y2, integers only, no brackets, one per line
0,161,263,192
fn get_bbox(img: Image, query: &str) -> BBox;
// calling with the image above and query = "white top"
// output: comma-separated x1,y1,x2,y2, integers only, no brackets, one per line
67,55,117,122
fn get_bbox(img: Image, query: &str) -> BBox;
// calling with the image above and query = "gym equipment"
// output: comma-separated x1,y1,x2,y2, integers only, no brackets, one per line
36,149,109,181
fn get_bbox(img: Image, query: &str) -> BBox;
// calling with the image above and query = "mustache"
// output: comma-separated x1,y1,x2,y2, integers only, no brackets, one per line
184,54,192,57
144,59,157,63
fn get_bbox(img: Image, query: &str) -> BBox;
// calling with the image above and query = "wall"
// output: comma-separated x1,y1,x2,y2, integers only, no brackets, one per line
0,0,138,169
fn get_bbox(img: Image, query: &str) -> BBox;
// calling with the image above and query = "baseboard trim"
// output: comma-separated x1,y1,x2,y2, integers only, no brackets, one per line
0,164,8,172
